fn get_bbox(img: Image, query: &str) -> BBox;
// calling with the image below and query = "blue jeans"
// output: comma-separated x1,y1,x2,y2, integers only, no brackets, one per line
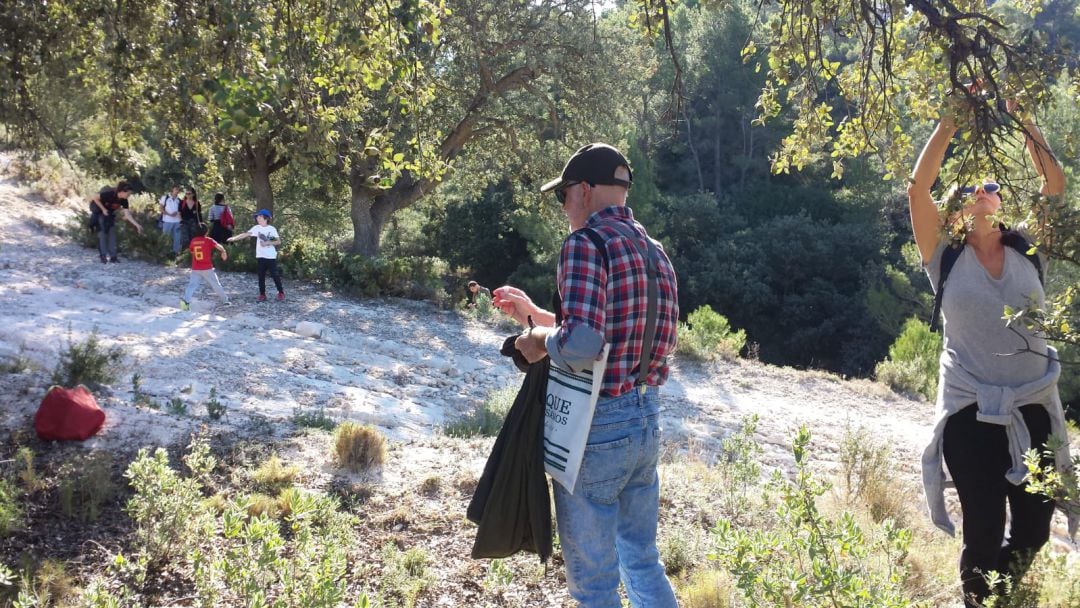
184,269,228,304
97,213,117,259
162,221,181,254
553,385,677,608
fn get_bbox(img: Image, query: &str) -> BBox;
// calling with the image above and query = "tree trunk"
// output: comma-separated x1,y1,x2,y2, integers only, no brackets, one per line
714,105,723,195
348,165,423,256
349,170,381,256
683,108,705,192
242,137,288,215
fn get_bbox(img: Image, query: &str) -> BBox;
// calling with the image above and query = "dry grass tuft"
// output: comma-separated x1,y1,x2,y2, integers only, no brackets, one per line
678,568,737,608
251,454,299,490
332,421,387,472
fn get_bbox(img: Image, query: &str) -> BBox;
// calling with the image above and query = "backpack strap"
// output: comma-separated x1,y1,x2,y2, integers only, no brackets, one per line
581,222,662,386
1000,230,1043,284
930,229,1043,333
929,242,963,333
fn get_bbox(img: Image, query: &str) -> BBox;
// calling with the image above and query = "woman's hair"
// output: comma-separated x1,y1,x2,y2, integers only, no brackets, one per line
214,192,225,205
185,186,198,201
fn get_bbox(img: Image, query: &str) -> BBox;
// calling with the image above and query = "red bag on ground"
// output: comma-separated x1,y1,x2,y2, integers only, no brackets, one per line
35,386,106,441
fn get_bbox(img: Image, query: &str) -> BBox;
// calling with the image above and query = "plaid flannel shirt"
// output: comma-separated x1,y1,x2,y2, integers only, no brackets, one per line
547,206,679,398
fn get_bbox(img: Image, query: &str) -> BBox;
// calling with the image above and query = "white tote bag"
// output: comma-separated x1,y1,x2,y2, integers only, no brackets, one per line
543,344,610,493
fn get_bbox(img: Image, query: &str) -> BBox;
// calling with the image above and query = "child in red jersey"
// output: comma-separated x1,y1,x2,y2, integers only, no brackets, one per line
181,223,230,310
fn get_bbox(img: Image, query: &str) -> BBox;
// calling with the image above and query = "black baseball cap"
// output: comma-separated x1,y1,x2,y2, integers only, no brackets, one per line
540,143,632,194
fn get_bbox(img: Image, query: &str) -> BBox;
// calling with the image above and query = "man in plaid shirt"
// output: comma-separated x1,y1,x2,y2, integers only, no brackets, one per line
494,143,679,607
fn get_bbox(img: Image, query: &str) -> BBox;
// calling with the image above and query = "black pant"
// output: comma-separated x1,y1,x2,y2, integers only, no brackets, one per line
943,403,1054,607
256,258,283,295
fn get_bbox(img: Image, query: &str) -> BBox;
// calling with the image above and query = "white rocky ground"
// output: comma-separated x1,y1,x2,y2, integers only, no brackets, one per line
0,161,1074,557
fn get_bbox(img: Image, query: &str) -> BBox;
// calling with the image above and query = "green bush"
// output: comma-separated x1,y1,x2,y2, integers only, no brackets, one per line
677,305,746,361
379,543,433,608
6,152,92,205
0,477,21,536
58,453,116,522
713,427,916,608
874,317,941,401
444,386,515,438
124,445,213,563
51,328,125,388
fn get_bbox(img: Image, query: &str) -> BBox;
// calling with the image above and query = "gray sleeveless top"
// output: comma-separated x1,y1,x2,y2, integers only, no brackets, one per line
925,236,1047,395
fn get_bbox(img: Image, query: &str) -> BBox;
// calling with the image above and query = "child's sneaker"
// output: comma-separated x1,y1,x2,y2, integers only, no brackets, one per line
180,299,190,311
256,294,267,302
221,301,232,307
276,292,285,302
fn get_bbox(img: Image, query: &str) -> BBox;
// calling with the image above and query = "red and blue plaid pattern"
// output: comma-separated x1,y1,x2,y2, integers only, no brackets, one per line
556,206,679,398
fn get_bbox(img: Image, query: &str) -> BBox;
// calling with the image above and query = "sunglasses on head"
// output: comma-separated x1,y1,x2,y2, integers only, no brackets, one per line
960,182,1000,195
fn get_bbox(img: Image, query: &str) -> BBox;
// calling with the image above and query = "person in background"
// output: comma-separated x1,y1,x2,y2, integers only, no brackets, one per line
493,143,680,607
207,192,235,244
911,96,1074,607
90,181,143,264
227,208,285,302
159,183,183,258
466,280,491,308
179,186,203,250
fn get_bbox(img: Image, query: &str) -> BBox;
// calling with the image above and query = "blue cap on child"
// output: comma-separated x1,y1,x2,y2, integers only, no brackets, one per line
254,209,272,218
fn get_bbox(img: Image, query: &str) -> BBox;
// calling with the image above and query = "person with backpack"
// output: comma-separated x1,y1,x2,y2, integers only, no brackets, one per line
180,223,230,311
89,181,143,263
159,184,183,258
911,96,1073,607
227,209,285,302
207,192,235,244
493,143,680,607
179,186,203,250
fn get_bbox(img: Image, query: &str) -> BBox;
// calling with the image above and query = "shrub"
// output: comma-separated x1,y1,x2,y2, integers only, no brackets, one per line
660,524,702,576
838,427,914,526
58,452,117,522
124,446,213,562
17,446,45,493
0,349,36,375
483,558,514,593
0,478,21,536
6,152,92,205
677,305,746,361
166,397,187,416
293,406,337,431
712,427,916,607
679,569,737,608
443,386,515,438
717,414,764,516
379,543,433,608
192,489,354,607
251,455,299,491
51,328,125,388
875,317,941,401
332,422,387,472
3,559,77,607
204,387,226,421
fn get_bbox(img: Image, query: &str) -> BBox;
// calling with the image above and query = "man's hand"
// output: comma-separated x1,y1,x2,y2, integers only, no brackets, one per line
493,286,540,327
515,326,550,363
